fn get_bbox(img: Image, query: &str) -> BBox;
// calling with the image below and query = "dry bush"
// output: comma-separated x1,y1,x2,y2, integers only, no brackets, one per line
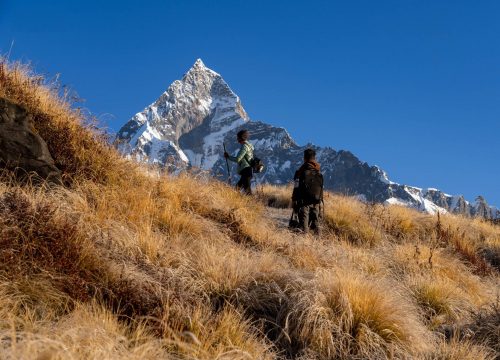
341,243,388,276
0,302,173,360
375,202,499,275
277,235,343,272
439,214,500,273
158,303,276,360
377,204,435,240
189,243,286,299
427,339,495,360
292,269,432,359
323,195,383,246
391,243,488,296
390,243,491,329
412,276,474,326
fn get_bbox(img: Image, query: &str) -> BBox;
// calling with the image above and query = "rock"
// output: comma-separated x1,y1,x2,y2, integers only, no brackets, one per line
473,196,492,218
0,97,62,184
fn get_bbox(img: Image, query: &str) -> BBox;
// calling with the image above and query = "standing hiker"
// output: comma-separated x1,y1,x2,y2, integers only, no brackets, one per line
291,148,324,235
224,129,254,195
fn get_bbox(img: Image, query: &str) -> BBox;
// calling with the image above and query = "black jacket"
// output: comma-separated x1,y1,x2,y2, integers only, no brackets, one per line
292,160,322,204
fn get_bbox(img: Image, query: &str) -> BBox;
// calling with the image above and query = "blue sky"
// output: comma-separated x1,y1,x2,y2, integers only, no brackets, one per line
1,0,499,205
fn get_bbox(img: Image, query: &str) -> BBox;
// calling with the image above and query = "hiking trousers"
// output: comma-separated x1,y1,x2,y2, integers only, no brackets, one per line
298,203,320,235
237,167,253,195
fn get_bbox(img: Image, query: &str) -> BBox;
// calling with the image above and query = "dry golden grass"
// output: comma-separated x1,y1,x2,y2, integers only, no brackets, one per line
427,339,495,360
323,195,384,246
1,59,499,359
257,183,294,208
293,269,432,358
378,203,436,240
0,59,137,185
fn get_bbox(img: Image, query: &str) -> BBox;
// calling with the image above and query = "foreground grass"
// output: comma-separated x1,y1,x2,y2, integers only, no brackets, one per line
0,59,499,359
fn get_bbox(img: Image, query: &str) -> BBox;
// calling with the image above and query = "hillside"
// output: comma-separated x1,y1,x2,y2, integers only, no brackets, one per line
0,60,499,359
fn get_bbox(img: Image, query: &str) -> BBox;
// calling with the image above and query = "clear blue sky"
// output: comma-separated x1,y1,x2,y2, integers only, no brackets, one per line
1,0,499,205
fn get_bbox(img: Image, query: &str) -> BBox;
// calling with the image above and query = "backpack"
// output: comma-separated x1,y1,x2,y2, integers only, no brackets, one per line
300,169,323,204
250,157,265,173
244,145,264,173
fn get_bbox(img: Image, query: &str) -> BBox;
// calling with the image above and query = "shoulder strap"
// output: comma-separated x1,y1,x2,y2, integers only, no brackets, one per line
244,142,254,161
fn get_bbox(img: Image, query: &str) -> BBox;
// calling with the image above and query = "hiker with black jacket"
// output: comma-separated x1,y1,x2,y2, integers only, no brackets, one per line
224,130,255,195
291,148,324,235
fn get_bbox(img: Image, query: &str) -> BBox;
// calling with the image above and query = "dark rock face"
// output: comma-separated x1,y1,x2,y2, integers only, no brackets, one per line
0,98,62,184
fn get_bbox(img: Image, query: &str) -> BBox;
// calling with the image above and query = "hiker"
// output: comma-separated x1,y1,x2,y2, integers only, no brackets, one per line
291,148,324,235
224,129,254,195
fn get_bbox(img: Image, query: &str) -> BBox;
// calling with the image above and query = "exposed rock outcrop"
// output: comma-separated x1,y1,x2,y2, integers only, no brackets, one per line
0,97,62,184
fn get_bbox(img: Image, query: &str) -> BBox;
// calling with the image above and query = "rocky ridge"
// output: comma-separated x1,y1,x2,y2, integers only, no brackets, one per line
115,60,499,219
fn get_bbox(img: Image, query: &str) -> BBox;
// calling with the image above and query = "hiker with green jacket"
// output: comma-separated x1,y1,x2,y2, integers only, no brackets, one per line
291,148,323,235
224,129,254,195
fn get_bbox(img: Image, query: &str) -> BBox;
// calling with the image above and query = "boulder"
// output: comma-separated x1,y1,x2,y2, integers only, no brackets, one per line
0,97,62,184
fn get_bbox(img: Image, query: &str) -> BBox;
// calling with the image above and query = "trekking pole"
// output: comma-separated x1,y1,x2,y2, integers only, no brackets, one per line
223,142,231,184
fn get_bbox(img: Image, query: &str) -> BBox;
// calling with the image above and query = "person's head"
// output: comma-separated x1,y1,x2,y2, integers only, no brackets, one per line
304,148,316,162
237,129,249,144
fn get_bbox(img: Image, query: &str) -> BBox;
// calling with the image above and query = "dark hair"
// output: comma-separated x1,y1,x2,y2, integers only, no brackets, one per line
304,148,316,161
237,129,249,141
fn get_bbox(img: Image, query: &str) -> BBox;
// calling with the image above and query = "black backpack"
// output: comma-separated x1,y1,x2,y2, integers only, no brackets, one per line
243,146,264,174
250,157,265,173
300,169,323,204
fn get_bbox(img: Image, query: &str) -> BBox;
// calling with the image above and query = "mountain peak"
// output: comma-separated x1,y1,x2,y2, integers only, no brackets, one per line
193,58,206,68
116,58,249,170
184,58,219,79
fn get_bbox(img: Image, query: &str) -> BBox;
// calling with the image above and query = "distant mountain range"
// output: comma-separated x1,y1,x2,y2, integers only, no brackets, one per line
115,59,499,219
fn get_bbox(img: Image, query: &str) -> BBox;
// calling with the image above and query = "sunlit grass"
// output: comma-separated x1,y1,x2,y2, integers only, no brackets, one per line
0,58,499,359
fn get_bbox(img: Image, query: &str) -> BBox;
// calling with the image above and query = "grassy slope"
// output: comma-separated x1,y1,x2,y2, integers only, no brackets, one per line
0,60,499,359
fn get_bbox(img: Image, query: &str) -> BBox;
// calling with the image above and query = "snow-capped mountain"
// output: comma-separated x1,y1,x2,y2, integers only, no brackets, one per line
115,59,499,219
115,59,248,171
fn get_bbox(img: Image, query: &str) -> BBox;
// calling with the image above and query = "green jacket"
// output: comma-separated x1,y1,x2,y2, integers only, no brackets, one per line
228,141,254,174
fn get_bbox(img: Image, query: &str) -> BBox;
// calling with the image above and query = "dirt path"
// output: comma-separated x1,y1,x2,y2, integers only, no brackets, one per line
265,206,292,229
